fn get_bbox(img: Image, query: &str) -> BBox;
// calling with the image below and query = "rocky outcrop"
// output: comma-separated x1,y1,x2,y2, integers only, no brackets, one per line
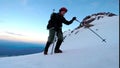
76,12,117,29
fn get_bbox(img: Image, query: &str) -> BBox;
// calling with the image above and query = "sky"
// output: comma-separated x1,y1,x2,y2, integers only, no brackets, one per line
0,0,119,44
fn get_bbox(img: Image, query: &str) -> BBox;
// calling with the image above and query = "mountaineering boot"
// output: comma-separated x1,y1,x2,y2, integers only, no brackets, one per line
54,40,63,53
54,49,62,53
44,42,51,55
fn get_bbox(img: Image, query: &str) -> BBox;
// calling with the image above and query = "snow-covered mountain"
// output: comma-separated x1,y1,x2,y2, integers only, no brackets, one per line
0,12,119,68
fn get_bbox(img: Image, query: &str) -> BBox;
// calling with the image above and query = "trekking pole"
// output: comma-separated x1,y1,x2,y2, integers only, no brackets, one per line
75,19,81,23
52,9,55,14
50,9,56,55
75,19,106,43
51,32,57,55
87,28,106,43
53,9,55,12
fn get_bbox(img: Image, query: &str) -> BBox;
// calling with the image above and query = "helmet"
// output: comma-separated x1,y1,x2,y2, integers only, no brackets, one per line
59,7,68,12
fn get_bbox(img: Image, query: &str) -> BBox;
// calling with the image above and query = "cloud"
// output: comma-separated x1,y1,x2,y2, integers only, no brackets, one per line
5,31,25,36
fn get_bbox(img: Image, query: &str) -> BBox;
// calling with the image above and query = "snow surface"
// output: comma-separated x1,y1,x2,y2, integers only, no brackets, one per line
0,16,119,68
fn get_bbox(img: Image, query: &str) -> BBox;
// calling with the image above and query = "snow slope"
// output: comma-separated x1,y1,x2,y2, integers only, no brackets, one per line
0,15,119,68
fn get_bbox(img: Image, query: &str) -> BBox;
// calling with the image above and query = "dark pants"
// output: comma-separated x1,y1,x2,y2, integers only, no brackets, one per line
44,28,63,53
48,28,63,43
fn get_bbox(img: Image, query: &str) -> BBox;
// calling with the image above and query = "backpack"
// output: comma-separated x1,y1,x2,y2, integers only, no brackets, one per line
47,13,57,29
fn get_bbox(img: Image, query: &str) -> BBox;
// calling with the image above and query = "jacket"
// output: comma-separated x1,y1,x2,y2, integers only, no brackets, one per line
47,13,74,30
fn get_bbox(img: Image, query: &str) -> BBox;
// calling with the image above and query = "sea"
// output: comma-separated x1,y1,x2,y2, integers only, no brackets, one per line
0,39,45,57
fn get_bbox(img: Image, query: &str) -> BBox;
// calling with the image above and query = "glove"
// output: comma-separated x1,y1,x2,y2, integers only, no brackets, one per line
72,17,76,21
